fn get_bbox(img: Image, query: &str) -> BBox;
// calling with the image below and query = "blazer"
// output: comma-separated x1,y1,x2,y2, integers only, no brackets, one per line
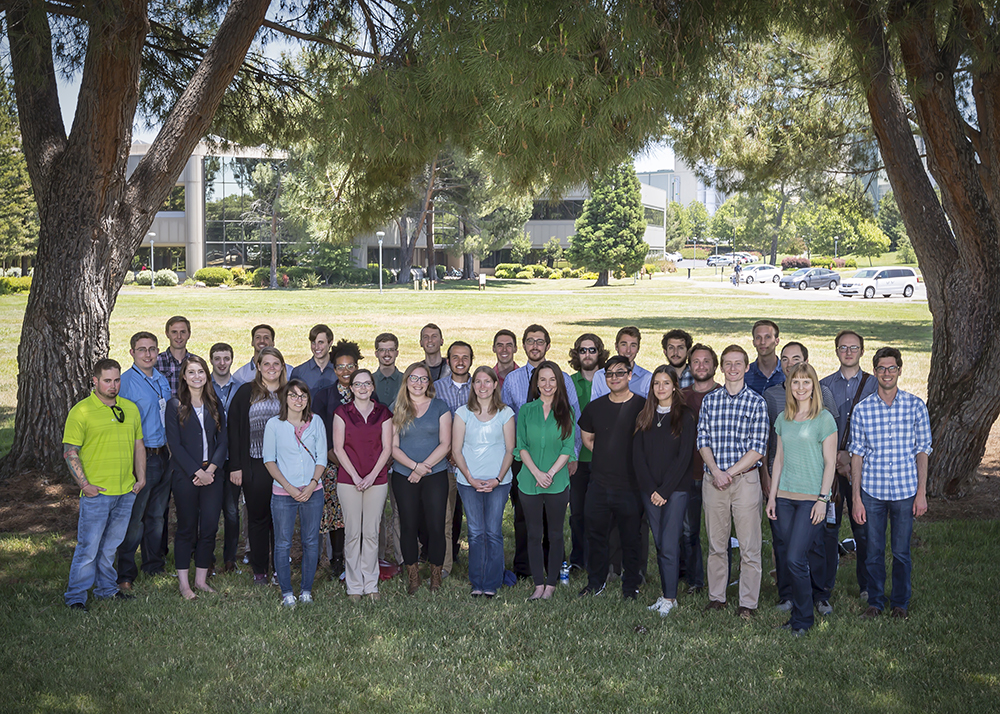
166,397,228,478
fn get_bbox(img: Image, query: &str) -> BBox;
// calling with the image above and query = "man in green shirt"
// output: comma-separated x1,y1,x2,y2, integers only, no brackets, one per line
568,333,608,571
63,359,146,611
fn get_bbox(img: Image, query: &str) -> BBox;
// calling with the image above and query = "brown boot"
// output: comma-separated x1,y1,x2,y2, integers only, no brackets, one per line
406,564,420,595
430,565,443,592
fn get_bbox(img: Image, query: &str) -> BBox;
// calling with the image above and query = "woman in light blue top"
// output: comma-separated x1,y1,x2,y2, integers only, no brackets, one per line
452,366,515,598
263,379,327,607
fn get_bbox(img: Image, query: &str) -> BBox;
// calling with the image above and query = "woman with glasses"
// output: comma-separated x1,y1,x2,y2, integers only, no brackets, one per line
452,366,515,598
516,361,575,601
765,362,837,636
313,339,362,581
392,363,452,594
229,347,287,585
165,355,228,600
632,365,696,616
263,380,327,607
332,369,393,601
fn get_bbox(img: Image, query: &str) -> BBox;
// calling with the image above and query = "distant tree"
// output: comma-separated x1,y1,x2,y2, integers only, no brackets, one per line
568,163,648,286
542,236,564,267
877,192,907,251
669,201,691,241
896,234,917,264
852,221,891,266
687,201,709,244
0,70,37,269
510,232,532,264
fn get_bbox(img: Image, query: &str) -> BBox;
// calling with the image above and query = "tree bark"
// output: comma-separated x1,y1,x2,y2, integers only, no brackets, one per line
396,217,414,284
426,198,436,279
2,0,272,478
593,269,610,287
845,0,1000,497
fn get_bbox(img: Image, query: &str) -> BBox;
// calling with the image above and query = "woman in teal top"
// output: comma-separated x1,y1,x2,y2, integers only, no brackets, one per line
765,363,837,635
516,360,575,601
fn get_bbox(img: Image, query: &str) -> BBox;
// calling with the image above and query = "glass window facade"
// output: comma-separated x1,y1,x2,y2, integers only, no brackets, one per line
530,200,585,221
644,206,665,227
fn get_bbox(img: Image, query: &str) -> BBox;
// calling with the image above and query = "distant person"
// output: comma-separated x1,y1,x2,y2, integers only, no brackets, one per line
232,324,294,384
851,347,932,620
64,359,145,611
419,323,450,382
590,326,652,400
746,320,784,395
264,380,327,608
165,356,228,601
452,367,515,597
155,315,197,396
291,324,337,392
662,329,695,388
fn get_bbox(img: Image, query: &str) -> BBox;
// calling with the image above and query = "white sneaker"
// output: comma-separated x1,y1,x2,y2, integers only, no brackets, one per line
299,591,313,604
281,594,296,608
658,599,677,617
648,596,668,612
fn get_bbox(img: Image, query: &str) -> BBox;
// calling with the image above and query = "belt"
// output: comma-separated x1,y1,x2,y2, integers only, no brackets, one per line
146,446,166,455
729,467,758,478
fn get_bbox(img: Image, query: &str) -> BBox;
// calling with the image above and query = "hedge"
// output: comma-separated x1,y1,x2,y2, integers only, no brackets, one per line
193,267,233,286
0,276,31,295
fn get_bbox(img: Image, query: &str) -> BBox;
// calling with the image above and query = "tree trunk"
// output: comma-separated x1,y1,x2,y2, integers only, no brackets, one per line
593,269,610,287
462,252,475,280
769,184,788,266
847,0,1000,497
397,217,414,284
425,199,436,279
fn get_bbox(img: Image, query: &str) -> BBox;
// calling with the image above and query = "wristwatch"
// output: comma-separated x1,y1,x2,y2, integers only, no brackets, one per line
817,493,831,503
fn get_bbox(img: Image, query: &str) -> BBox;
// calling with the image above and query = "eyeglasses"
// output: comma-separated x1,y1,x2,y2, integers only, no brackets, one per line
334,363,357,372
133,346,158,355
578,346,598,354
874,365,900,374
110,405,125,423
287,392,308,402
375,348,397,355
352,381,374,389
524,338,548,347
408,375,429,384
606,370,631,379
837,345,861,353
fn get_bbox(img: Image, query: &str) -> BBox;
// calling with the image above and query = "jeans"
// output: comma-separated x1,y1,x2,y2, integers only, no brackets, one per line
522,488,570,587
172,465,225,570
271,489,324,596
585,483,644,594
861,491,915,611
393,470,449,566
115,450,167,582
645,490,689,599
568,461,591,569
773,498,826,630
139,451,172,575
221,465,242,564
679,480,705,589
828,474,869,594
66,492,136,605
459,482,511,592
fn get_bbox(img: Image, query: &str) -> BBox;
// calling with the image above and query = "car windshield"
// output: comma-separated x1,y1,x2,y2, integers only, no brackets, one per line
853,269,878,278
791,269,809,277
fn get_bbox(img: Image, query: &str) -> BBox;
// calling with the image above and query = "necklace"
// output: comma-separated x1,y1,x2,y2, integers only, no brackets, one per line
656,405,671,427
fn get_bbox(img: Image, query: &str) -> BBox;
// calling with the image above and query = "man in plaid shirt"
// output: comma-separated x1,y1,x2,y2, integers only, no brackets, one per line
697,344,769,618
155,315,197,396
850,346,931,620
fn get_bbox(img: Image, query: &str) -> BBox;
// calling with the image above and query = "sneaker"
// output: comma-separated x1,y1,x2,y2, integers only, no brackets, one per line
860,590,869,603
775,599,793,612
658,599,677,617
112,591,135,601
686,585,705,596
68,602,88,612
578,583,606,597
815,600,833,616
648,596,668,612
704,600,726,611
281,594,296,608
298,591,313,604
623,589,638,601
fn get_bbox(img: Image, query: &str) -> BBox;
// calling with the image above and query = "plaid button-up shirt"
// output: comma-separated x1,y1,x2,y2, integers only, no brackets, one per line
696,383,769,473
848,389,932,501
155,350,195,397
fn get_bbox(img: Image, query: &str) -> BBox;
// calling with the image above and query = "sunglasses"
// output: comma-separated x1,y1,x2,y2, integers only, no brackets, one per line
578,346,598,354
111,405,125,423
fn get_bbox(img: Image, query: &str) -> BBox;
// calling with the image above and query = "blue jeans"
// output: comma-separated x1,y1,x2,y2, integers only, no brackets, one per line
861,491,915,611
680,480,704,588
645,490,688,599
66,492,136,605
115,450,167,582
773,498,826,630
459,482,511,593
271,490,324,596
827,474,869,594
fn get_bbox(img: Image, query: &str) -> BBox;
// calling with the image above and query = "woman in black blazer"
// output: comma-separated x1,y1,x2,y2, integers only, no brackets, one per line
166,355,228,600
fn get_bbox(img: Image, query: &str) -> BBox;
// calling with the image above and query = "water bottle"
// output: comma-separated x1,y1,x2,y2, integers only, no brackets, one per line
559,561,570,585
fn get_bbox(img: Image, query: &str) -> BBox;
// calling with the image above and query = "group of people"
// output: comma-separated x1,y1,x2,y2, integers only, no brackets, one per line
62,316,932,635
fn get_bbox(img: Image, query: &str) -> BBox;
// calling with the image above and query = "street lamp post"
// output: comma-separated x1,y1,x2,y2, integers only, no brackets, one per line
148,232,156,290
376,231,385,294
835,236,840,259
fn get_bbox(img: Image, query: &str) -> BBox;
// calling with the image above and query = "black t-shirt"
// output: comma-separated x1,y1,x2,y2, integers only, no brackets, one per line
578,394,646,490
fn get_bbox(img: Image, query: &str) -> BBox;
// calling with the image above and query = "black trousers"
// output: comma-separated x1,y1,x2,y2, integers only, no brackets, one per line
393,470,449,566
221,463,242,564
172,465,224,570
586,482,644,594
569,461,591,569
521,489,570,587
244,458,274,576
511,462,552,577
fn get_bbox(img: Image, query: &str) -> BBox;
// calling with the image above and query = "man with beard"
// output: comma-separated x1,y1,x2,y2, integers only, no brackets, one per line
663,329,695,389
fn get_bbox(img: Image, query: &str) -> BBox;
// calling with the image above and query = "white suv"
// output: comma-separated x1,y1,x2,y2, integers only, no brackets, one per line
839,267,920,298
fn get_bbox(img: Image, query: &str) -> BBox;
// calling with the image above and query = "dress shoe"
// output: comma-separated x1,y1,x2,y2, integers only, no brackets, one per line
704,600,726,611
117,581,133,592
861,605,882,619
890,606,909,620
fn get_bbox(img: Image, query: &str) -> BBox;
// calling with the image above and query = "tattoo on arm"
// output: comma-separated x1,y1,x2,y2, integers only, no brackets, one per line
63,444,87,486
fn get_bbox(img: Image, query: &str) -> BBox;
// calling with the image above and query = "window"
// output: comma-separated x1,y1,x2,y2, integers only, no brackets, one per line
530,200,585,221
644,206,665,227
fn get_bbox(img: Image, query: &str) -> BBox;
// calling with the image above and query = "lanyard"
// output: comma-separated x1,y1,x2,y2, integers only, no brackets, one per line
133,366,167,399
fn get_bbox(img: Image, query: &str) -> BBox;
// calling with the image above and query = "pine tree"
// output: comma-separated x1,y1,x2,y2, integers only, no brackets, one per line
568,163,648,286
0,71,37,268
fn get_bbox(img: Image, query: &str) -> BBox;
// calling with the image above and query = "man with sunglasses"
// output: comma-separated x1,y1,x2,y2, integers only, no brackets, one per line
850,347,931,621
116,331,172,587
821,330,878,603
64,359,146,611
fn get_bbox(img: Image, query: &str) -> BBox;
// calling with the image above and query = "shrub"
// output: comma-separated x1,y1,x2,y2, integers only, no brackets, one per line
529,264,548,278
548,271,562,279
781,257,811,270
193,267,233,287
561,267,573,278
135,270,153,286
494,263,521,273
844,257,858,268
494,264,522,279
5,267,22,278
643,263,658,274
304,272,322,288
579,271,599,280
252,266,272,287
0,276,31,295
514,270,533,279
124,271,135,285
183,278,197,286
811,257,832,269
154,269,179,286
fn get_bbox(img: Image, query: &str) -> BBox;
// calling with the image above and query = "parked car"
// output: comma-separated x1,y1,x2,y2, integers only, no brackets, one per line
664,251,684,263
739,264,782,284
779,267,842,290
734,252,757,264
839,266,920,298
706,254,735,266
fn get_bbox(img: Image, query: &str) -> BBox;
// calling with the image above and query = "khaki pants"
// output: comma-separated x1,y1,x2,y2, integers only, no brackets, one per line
703,469,763,609
337,483,388,595
443,470,458,574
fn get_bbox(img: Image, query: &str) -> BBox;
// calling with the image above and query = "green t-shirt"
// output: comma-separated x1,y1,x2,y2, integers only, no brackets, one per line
773,410,837,496
571,372,594,462
63,392,143,496
514,399,575,495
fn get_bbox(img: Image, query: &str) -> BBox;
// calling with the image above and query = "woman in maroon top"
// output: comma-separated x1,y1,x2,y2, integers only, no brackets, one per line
332,369,393,600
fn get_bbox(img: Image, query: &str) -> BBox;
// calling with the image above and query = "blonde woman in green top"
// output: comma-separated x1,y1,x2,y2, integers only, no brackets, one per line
516,360,576,600
765,362,837,635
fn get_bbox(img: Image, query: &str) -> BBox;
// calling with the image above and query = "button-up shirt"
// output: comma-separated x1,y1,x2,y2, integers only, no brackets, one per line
434,376,472,415
696,383,769,473
290,358,338,393
590,362,652,400
156,349,195,396
848,389,932,501
374,367,403,409
746,359,784,395
821,369,878,448
119,364,170,448
677,365,694,389
493,362,519,390
501,363,582,457
211,375,241,416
